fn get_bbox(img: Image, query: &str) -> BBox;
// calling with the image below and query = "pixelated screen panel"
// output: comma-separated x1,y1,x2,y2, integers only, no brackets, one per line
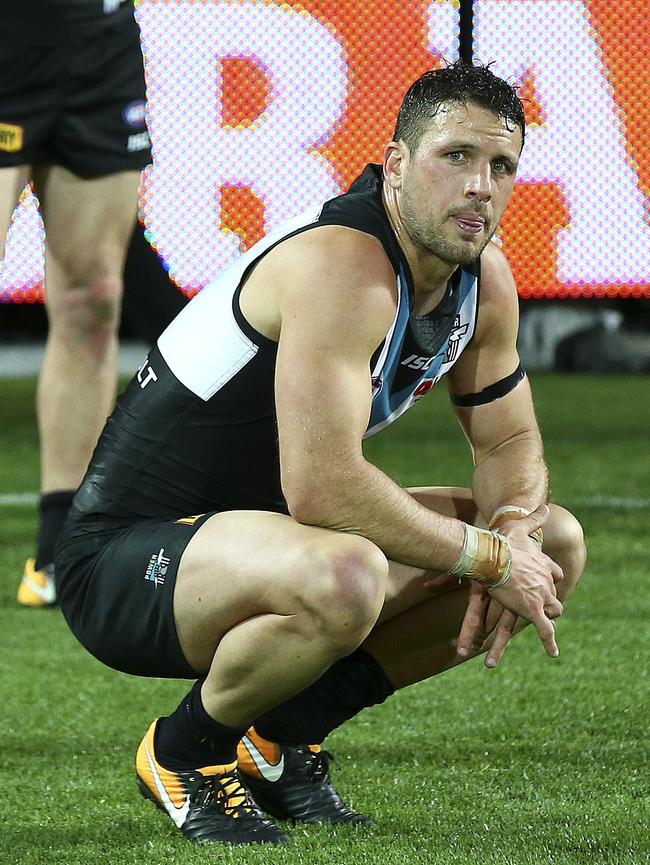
1,0,647,303
474,0,650,298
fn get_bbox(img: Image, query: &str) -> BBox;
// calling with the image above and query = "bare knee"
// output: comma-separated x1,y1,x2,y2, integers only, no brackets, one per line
294,536,388,654
546,505,587,596
48,266,123,353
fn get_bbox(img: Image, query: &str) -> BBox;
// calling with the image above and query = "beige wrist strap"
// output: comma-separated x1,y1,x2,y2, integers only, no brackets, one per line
449,524,513,589
489,505,543,548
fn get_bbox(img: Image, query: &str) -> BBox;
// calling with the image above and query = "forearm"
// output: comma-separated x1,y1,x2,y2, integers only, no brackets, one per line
471,433,548,523
287,457,466,572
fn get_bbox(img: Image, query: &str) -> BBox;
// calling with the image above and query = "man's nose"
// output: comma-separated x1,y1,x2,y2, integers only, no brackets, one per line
464,163,492,201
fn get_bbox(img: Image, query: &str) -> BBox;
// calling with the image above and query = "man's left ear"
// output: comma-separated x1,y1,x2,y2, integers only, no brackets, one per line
383,141,404,189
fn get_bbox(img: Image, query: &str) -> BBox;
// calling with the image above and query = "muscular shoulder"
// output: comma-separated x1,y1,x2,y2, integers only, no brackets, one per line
277,225,396,292
474,239,519,347
243,224,398,354
479,239,518,304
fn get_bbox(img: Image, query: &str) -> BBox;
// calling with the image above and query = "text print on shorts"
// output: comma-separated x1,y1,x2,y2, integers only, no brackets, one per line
144,548,171,587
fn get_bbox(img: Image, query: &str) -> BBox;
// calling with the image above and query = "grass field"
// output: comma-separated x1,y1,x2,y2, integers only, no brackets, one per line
1,374,648,865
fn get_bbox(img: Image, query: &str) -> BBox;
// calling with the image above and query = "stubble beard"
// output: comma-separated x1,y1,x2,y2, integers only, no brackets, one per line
401,198,493,266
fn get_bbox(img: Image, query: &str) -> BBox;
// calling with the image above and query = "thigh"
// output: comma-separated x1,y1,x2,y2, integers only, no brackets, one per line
38,164,139,294
173,509,383,672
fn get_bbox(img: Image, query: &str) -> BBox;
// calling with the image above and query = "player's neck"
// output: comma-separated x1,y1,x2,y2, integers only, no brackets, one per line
381,184,457,301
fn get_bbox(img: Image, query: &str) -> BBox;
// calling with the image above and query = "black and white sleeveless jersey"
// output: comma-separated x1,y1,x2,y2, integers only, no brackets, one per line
70,164,480,524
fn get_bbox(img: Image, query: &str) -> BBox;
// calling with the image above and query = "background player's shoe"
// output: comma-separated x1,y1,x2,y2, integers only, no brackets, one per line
237,726,371,825
136,720,289,845
17,559,57,607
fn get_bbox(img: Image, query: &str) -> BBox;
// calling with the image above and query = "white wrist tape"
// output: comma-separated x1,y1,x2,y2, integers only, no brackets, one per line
449,523,513,589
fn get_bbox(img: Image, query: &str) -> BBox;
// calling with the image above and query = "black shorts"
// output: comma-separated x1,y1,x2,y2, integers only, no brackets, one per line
0,3,151,177
56,513,216,679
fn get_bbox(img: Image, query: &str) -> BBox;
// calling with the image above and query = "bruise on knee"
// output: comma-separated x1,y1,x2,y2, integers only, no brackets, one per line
52,271,123,346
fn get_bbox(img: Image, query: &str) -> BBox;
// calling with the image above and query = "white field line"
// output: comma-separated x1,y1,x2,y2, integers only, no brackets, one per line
0,493,39,506
0,492,648,509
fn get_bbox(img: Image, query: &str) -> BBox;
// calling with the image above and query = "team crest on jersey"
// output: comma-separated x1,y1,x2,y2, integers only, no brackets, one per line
445,316,470,363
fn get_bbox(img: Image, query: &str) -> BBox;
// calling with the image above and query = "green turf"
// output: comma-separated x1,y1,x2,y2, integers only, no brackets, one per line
1,374,648,865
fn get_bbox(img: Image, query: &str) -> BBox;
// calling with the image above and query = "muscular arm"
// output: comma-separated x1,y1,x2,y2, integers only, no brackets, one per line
447,241,548,522
447,242,563,663
266,227,466,571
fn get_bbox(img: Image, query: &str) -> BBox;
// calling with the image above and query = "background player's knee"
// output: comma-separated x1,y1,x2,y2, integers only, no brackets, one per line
47,262,123,356
292,536,388,654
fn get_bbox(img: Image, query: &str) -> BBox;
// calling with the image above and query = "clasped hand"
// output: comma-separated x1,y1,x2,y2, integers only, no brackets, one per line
456,505,564,668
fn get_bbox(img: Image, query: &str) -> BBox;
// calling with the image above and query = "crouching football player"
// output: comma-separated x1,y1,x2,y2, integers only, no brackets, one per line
56,63,586,845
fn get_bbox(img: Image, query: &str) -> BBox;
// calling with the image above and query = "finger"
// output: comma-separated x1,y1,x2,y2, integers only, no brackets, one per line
534,612,560,658
457,588,489,658
520,504,549,533
549,559,564,584
484,610,517,668
538,553,562,591
544,598,564,619
483,598,505,637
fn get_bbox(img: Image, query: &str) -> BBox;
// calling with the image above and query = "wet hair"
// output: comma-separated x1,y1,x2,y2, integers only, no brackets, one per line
394,60,526,152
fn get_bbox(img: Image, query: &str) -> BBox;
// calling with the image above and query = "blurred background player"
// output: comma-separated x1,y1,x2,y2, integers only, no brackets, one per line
0,0,151,606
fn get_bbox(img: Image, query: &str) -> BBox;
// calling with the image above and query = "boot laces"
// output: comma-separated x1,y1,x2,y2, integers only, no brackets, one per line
306,749,334,782
197,771,254,818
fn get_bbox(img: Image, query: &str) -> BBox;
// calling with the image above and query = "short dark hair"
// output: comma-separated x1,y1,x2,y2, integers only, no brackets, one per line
394,61,526,152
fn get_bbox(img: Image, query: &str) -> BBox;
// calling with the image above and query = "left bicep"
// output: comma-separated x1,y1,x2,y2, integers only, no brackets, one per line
446,243,540,459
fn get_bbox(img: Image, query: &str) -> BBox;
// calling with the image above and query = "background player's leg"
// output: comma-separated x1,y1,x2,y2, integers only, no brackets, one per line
2,165,66,608
17,166,139,603
0,165,30,261
36,165,139,498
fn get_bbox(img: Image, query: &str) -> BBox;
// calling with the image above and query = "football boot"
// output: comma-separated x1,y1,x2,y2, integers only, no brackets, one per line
136,720,289,845
238,726,371,825
17,559,57,607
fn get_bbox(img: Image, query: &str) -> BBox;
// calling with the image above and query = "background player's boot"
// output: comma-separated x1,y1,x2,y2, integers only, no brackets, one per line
237,726,371,825
136,720,288,845
17,559,57,607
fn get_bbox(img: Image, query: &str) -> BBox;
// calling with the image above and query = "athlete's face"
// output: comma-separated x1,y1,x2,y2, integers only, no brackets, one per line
386,101,522,265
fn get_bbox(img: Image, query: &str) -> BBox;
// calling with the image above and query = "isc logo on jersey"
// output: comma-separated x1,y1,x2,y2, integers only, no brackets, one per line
401,354,434,371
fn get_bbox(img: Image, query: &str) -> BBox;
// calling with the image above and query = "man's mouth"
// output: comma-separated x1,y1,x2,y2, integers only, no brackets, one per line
451,213,486,235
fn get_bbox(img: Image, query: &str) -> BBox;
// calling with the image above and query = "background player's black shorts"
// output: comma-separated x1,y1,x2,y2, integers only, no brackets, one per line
56,513,216,679
0,3,151,177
